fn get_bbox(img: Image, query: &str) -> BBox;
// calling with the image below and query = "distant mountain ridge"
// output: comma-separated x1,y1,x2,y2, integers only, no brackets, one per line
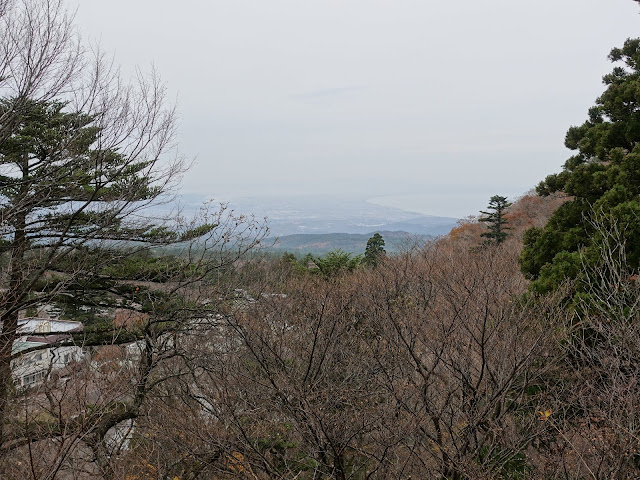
171,194,459,253
264,216,458,236
189,194,458,236
264,231,432,255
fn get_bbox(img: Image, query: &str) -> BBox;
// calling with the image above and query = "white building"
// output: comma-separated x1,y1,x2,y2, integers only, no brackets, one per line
17,318,82,335
11,318,85,389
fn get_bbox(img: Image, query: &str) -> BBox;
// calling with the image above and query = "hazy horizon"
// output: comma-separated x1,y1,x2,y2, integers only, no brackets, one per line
69,0,640,218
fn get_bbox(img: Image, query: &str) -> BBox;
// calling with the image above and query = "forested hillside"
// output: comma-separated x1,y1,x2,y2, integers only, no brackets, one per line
3,0,640,479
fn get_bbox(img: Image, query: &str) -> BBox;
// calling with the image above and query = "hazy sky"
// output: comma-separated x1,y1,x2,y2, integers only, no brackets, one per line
70,0,639,218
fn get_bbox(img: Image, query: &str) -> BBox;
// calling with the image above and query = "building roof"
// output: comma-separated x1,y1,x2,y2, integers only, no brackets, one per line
17,318,83,334
12,340,47,355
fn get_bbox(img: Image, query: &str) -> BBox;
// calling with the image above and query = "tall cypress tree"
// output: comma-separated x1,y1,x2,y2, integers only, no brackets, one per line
364,233,386,266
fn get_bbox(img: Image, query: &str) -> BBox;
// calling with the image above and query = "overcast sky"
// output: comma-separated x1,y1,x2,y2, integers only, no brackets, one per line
70,0,639,218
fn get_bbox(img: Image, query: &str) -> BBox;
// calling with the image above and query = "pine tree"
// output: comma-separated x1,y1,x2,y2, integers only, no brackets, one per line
521,38,640,293
479,196,511,244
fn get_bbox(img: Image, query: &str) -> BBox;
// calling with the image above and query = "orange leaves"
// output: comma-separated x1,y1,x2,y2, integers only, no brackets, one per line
538,409,552,421
226,451,245,473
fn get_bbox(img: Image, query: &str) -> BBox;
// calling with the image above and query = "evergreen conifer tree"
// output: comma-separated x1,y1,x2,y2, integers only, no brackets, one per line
364,233,386,266
479,196,511,244
520,38,640,293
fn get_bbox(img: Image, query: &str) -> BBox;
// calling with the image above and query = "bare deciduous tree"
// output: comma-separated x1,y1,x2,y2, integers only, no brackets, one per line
359,240,560,479
537,212,640,479
163,239,561,479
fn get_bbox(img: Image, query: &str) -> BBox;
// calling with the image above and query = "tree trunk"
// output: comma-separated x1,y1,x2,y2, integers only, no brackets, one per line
0,158,29,456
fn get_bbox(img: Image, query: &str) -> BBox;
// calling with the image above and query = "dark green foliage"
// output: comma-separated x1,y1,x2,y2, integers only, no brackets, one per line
49,248,201,324
304,249,362,278
280,252,297,264
280,249,363,278
101,249,194,283
364,233,385,266
479,195,511,244
0,98,163,238
0,97,177,319
521,38,640,293
279,251,312,277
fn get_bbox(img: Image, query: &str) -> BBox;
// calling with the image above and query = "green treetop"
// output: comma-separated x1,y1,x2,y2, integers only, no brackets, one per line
520,38,640,293
307,249,362,278
479,196,511,244
364,233,386,266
